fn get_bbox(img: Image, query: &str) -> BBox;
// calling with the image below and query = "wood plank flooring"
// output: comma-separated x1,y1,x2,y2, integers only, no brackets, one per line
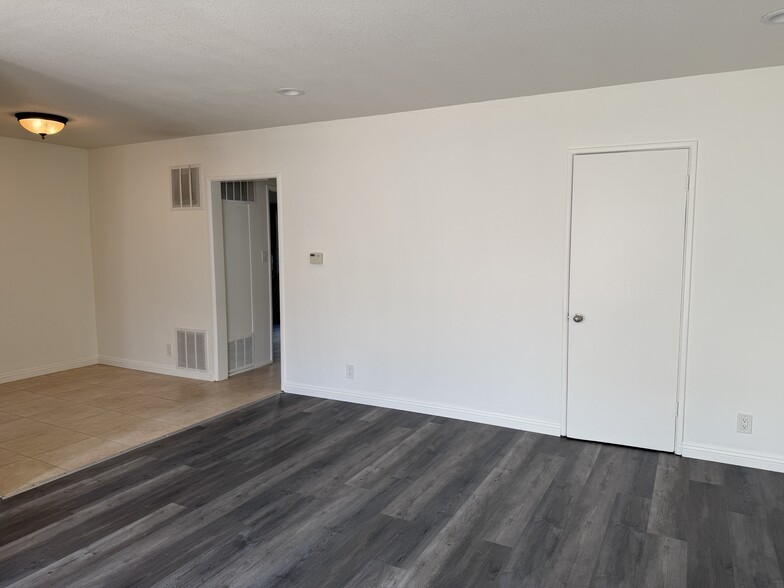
0,393,782,587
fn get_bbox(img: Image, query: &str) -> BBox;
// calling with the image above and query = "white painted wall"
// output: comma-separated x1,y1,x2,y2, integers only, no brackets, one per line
0,137,97,381
88,66,784,470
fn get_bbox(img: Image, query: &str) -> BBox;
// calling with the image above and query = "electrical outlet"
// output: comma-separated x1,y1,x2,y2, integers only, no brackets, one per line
166,343,173,357
345,364,355,380
737,413,753,434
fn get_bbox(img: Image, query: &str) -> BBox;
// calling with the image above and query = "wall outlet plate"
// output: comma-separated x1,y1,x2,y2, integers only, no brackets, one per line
166,343,173,357
737,413,753,434
345,363,355,379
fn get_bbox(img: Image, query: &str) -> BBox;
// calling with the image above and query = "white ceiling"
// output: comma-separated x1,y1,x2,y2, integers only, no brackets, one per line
2,1,783,148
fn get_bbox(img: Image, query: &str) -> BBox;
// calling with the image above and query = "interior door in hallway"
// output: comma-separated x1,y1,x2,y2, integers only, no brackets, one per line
222,181,272,375
566,148,690,451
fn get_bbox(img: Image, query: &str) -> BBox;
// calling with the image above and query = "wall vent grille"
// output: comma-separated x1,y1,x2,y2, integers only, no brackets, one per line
176,329,207,370
228,335,254,373
221,181,255,203
171,165,201,208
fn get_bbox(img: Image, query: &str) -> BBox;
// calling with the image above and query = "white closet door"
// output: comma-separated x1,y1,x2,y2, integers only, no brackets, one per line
223,183,271,373
223,202,253,349
566,148,689,451
249,184,272,366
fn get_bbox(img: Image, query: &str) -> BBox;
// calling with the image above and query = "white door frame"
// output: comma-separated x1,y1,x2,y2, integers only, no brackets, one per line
207,172,285,382
561,141,698,454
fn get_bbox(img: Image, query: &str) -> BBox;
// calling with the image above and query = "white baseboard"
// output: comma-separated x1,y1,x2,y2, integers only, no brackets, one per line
97,356,215,381
283,382,562,436
681,442,784,473
0,356,99,384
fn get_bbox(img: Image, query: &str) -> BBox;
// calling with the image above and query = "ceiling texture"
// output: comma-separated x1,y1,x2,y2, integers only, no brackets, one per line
2,1,783,148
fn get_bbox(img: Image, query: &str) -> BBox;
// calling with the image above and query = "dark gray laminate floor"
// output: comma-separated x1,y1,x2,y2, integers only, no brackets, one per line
1,393,783,587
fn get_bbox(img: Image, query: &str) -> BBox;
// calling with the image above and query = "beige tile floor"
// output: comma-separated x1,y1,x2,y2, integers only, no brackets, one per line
0,361,280,497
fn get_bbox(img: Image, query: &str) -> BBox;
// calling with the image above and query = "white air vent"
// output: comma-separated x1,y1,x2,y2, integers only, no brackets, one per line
171,165,201,208
176,329,207,371
228,335,254,373
221,181,255,203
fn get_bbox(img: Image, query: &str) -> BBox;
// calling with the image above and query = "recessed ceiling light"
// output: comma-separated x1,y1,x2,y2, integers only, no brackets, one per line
276,88,305,97
761,9,784,24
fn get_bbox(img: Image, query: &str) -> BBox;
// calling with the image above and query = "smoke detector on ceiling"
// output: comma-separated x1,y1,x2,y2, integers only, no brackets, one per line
276,88,305,97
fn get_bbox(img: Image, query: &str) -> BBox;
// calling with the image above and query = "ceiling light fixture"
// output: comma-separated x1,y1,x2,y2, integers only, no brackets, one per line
761,9,784,24
276,88,305,97
15,112,69,140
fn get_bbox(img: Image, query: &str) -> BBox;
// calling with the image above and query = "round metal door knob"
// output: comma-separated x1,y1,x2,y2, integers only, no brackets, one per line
573,314,584,323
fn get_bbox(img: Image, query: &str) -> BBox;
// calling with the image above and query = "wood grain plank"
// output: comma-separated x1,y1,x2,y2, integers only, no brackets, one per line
647,452,689,540
687,480,735,588
727,511,784,588
590,493,651,587
398,435,547,584
8,503,188,588
638,533,687,588
533,445,648,587
381,425,512,521
480,451,563,547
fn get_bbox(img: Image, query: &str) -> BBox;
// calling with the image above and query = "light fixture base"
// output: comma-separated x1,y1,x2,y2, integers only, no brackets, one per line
276,88,305,97
761,9,784,24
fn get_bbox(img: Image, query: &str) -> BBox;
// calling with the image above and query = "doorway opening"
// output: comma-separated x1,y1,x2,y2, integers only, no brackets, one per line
208,175,283,386
269,187,281,363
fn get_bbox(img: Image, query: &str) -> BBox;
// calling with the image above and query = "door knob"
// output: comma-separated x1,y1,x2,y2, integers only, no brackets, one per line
572,313,584,323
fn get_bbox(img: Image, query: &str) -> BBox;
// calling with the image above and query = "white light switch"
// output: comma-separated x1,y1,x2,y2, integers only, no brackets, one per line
310,252,323,265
